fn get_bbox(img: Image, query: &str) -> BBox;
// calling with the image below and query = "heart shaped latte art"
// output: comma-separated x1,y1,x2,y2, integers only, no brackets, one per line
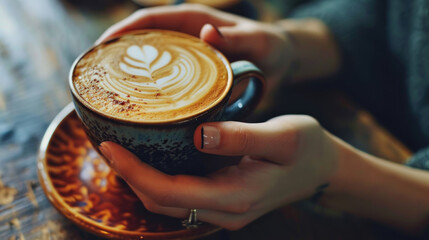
119,45,172,79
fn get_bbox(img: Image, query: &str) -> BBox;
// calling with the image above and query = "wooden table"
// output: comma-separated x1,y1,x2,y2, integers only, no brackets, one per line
0,0,412,239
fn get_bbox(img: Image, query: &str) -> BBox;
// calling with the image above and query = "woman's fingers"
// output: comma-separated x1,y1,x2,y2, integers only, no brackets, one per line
199,23,226,49
129,185,265,231
193,119,300,165
199,23,254,59
129,185,188,218
96,4,235,45
144,205,265,231
94,4,286,74
99,141,250,212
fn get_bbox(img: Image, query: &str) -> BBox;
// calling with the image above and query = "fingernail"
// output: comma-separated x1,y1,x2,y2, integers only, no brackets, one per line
201,126,220,149
99,142,112,163
210,24,224,39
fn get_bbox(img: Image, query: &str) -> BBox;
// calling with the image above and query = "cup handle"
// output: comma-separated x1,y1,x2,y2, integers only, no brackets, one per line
221,60,265,121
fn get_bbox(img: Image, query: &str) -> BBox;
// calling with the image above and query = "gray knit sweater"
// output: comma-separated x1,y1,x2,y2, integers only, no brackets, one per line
291,0,429,170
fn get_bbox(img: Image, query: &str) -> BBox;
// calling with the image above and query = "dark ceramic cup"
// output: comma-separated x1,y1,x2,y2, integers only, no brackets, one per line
69,31,265,175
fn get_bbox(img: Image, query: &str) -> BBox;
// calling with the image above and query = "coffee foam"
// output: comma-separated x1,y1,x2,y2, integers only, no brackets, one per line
73,31,230,122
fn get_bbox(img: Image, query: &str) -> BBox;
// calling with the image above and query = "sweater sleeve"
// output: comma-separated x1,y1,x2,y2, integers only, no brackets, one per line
406,148,429,170
289,0,388,109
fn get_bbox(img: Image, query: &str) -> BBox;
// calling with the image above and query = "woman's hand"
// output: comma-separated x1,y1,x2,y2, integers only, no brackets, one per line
96,4,295,93
99,115,340,230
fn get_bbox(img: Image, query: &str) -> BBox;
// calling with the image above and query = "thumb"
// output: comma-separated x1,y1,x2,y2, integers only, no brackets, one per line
200,23,259,59
194,120,299,164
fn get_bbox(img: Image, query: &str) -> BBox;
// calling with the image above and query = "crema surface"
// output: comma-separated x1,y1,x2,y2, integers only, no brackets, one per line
73,31,229,122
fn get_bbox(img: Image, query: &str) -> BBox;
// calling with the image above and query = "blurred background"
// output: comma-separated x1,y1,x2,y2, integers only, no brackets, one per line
0,1,413,239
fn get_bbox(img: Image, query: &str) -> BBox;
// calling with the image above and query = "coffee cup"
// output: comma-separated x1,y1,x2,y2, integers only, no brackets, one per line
69,30,265,174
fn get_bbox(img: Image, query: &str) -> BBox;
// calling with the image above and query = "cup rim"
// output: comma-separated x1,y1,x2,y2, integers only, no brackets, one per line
69,29,233,125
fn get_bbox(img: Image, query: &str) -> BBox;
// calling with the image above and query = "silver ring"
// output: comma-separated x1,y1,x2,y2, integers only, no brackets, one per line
182,208,201,228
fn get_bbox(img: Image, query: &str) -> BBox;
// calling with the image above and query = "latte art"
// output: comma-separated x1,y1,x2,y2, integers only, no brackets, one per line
73,31,230,122
119,45,172,78
112,44,219,110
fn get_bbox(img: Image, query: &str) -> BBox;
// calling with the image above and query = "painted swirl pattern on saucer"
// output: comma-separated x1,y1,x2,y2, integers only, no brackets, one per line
73,31,229,122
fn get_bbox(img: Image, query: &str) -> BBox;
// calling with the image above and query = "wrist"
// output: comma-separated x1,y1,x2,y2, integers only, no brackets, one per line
316,135,429,232
322,133,360,196
319,133,378,207
306,131,345,203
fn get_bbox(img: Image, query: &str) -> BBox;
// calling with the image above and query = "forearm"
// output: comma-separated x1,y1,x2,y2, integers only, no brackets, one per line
276,19,341,81
324,135,429,233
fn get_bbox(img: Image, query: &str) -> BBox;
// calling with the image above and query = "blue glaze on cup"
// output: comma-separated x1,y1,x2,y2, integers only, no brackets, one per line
72,92,228,175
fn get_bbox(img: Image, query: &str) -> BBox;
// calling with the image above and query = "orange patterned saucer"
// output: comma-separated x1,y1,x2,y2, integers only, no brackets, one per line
37,103,221,239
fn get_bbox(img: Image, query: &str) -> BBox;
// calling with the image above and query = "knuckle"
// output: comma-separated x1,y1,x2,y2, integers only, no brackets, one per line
282,115,324,157
267,115,316,163
294,115,323,138
300,115,320,125
143,201,161,213
230,125,256,154
279,115,321,135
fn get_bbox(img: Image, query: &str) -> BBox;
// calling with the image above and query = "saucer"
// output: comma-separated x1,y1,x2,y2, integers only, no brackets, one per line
37,103,221,240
